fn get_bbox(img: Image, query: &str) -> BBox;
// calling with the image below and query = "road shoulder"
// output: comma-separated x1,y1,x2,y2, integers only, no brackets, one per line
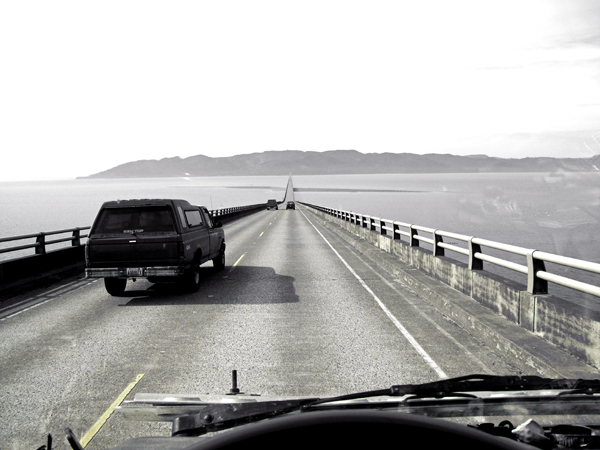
302,206,599,379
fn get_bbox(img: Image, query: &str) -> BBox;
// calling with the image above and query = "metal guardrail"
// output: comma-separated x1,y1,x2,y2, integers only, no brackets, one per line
302,202,600,298
0,227,91,257
209,204,266,219
0,202,270,262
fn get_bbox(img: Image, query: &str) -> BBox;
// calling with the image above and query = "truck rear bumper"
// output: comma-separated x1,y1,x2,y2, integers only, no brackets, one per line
85,266,185,278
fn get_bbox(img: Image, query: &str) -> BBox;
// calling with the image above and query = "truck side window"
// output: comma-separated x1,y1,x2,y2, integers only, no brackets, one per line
202,208,214,228
177,206,187,229
184,210,203,228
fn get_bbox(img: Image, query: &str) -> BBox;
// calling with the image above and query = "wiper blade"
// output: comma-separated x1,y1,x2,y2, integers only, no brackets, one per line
121,374,600,437
305,375,600,407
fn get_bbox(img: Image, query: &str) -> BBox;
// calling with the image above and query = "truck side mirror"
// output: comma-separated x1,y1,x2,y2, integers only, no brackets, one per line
214,221,223,228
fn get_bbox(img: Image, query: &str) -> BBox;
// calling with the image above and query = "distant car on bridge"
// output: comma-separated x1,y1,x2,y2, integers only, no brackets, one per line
286,201,295,210
266,199,278,210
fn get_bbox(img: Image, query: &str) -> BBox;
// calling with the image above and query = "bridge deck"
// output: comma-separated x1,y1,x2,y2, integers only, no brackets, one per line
0,203,597,449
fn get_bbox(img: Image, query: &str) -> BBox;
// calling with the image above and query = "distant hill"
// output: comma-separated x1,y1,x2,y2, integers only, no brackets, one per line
79,150,600,178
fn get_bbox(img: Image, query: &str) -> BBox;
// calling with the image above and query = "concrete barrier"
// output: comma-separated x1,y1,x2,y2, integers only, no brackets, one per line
0,246,85,299
303,203,600,371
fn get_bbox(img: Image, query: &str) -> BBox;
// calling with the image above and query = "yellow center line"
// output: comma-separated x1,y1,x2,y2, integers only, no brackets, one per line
233,253,245,267
80,373,145,448
228,253,246,274
259,231,264,237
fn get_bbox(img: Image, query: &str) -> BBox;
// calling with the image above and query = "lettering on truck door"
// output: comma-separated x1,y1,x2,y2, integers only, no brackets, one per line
184,208,210,264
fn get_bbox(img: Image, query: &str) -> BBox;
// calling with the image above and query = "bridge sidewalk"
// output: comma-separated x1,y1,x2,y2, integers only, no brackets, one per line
304,207,599,379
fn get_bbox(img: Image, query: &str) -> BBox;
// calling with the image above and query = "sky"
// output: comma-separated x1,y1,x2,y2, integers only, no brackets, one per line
1,0,600,181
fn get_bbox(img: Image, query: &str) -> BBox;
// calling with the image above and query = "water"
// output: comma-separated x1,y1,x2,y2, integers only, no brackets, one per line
0,176,289,239
2,172,599,307
0,176,288,262
294,172,600,262
292,172,600,309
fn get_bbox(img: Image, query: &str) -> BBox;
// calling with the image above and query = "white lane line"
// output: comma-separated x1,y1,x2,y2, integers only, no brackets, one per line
342,243,494,373
301,210,447,379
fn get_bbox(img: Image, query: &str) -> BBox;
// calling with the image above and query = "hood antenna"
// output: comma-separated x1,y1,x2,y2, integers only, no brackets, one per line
227,370,244,395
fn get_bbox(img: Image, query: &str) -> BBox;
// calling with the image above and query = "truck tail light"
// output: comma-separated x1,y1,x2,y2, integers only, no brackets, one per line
178,241,185,259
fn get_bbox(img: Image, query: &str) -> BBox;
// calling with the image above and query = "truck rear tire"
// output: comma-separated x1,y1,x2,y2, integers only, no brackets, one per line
105,278,126,296
184,261,201,292
213,247,225,271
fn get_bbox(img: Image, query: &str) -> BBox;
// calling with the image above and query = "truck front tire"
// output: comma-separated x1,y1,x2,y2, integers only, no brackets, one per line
105,278,126,296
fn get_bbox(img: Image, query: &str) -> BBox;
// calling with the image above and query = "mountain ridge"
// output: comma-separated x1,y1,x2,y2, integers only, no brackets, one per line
78,150,600,178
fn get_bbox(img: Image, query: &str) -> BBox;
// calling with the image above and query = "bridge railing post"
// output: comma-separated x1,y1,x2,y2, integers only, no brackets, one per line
72,228,81,247
527,250,548,294
369,217,376,231
393,222,401,240
433,230,444,256
35,233,46,255
468,237,483,270
360,215,367,228
380,219,386,236
409,225,418,247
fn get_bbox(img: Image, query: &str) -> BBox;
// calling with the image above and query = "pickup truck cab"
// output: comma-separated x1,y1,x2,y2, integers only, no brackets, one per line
85,199,225,295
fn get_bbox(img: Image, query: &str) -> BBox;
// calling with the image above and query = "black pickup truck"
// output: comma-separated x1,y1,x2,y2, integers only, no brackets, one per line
85,199,225,295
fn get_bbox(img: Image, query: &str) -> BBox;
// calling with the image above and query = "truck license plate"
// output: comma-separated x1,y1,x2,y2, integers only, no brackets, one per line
126,268,144,277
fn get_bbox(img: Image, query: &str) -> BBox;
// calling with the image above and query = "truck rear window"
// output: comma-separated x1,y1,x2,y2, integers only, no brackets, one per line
93,207,176,235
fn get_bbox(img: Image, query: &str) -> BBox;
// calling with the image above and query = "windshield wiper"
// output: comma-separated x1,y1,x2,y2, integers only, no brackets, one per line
134,374,600,437
304,375,600,407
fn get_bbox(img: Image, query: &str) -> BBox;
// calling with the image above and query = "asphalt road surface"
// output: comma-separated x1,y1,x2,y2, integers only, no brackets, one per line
1,201,527,450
